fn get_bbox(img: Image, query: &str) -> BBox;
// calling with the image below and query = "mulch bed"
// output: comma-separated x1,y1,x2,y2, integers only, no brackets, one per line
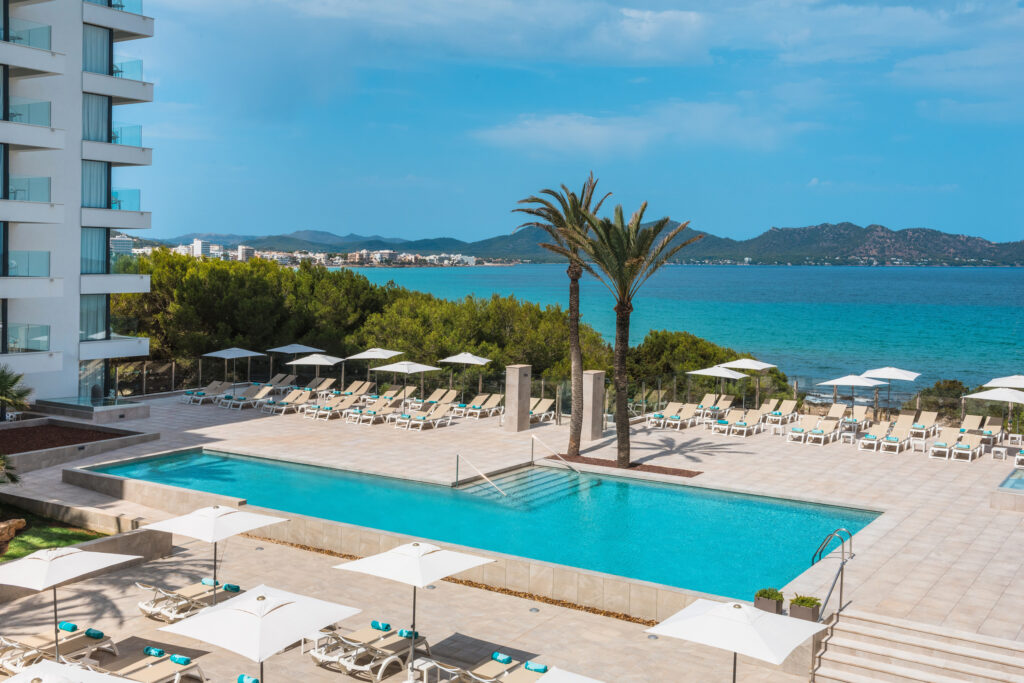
549,454,701,478
0,425,119,454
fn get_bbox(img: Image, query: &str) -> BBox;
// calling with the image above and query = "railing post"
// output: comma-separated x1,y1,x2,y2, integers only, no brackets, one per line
530,439,535,464
142,361,147,395
455,454,459,486
171,361,176,392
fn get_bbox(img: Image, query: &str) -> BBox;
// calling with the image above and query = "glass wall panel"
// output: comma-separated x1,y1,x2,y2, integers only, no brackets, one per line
81,228,109,274
83,24,111,75
78,359,108,401
79,293,108,341
82,160,109,208
83,94,110,142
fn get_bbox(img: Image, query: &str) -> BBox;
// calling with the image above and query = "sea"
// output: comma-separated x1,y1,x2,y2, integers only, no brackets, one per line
345,265,1023,390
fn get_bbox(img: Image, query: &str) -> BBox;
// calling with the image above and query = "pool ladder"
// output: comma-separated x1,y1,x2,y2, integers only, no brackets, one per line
454,453,507,496
812,528,854,623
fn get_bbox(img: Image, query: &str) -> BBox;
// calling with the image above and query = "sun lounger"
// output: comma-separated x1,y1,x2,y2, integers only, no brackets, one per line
981,416,1004,445
702,395,733,421
530,398,555,423
337,381,363,395
959,414,983,432
412,389,446,409
263,373,286,386
786,415,818,443
1016,449,1024,469
928,427,960,460
951,434,983,462
759,398,779,414
136,581,234,622
806,418,840,446
345,397,390,422
187,381,230,405
452,394,488,417
730,410,764,436
503,664,550,683
181,381,221,404
823,403,847,421
308,620,396,665
311,629,429,679
646,402,683,428
223,385,271,410
316,395,358,420
0,626,118,673
909,411,939,439
215,383,258,407
314,378,337,396
843,405,871,433
891,410,918,432
880,427,910,453
302,394,342,418
260,389,301,413
857,429,886,451
710,409,742,435
765,400,798,425
467,394,503,419
695,393,718,414
430,651,521,683
406,404,454,430
91,642,208,682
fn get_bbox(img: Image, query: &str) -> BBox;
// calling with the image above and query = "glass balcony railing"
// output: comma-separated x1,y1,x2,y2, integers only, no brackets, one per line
6,18,52,50
8,97,51,127
8,176,51,202
85,0,145,15
111,313,139,337
111,188,140,211
111,123,142,146
4,322,50,353
4,250,50,277
112,58,143,81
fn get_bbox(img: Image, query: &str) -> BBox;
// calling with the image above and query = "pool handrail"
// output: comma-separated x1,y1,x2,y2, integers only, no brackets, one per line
811,527,855,624
530,434,581,474
454,453,507,497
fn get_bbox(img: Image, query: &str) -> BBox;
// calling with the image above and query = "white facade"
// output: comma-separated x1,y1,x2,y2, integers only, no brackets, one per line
236,245,254,261
0,0,153,400
191,238,208,258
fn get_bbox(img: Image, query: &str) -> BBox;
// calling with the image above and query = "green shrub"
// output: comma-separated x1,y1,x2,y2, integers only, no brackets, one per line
755,588,783,602
790,595,821,608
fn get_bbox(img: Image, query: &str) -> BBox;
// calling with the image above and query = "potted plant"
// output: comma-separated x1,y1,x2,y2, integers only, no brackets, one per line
789,595,821,622
754,588,783,614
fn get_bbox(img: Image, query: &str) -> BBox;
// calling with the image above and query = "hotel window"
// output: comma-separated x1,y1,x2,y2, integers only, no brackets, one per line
81,228,110,274
82,160,109,208
83,94,111,142
83,25,112,75
79,293,108,341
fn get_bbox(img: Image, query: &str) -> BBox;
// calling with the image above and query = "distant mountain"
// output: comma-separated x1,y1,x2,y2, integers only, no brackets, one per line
150,224,1024,265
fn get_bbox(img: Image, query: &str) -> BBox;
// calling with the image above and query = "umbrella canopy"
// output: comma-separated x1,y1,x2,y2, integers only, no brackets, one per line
818,375,887,388
337,542,492,679
286,353,343,367
346,348,403,361
0,548,141,660
647,599,826,681
373,361,441,375
985,375,1024,389
143,506,285,604
438,352,491,366
267,343,324,354
965,388,1024,403
162,584,360,681
862,367,921,382
7,660,126,682
202,347,265,360
687,366,748,380
718,359,776,372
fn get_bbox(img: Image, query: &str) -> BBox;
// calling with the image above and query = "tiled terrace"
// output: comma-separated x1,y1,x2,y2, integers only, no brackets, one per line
4,395,1024,680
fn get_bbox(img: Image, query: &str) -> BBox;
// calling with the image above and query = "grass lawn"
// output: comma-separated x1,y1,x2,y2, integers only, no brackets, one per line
0,505,104,563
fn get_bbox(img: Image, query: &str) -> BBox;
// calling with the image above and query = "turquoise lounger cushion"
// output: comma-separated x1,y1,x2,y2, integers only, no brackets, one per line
371,620,391,632
400,414,411,419
237,676,259,683
144,646,165,657
202,578,219,586
736,421,747,427
791,427,804,433
1019,449,1024,455
170,654,191,665
224,584,240,592
960,428,966,432
717,419,729,425
954,443,969,449
710,405,720,410
652,413,663,419
884,436,898,442
524,662,548,673
196,392,205,397
771,411,781,415
457,403,467,408
398,629,418,639
415,416,427,420
811,429,824,434
933,442,947,447
471,405,482,409
863,434,877,440
913,423,925,429
492,652,513,664
85,628,104,639
669,415,680,420
983,430,993,435
58,622,77,632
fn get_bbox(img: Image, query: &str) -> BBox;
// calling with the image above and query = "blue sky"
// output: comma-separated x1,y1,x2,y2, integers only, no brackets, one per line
126,0,1024,242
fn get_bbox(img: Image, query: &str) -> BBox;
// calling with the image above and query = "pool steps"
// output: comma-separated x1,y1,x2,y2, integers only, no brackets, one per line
814,609,1024,682
459,468,600,508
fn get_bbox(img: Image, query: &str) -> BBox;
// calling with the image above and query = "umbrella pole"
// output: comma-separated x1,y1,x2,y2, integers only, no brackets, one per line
478,370,483,394
732,651,737,683
213,541,218,605
53,586,59,661
449,368,453,390
407,585,417,680
261,660,264,682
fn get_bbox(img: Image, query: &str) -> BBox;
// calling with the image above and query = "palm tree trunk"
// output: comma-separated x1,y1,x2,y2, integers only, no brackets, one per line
613,301,632,468
567,263,583,458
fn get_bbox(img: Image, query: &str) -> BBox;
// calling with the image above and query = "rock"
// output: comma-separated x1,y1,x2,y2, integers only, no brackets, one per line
0,518,26,556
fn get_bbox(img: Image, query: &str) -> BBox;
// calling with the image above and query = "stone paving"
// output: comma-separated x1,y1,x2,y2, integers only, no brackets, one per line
4,395,1024,681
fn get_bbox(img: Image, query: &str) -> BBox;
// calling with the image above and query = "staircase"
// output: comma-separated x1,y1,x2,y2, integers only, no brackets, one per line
815,609,1024,682
459,467,599,508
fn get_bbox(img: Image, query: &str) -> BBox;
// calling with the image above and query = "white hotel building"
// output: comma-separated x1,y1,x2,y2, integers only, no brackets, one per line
0,0,152,401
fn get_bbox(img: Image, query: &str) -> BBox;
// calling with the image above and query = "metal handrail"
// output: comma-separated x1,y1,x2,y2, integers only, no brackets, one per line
812,527,854,565
811,528,855,623
530,434,580,474
454,454,507,497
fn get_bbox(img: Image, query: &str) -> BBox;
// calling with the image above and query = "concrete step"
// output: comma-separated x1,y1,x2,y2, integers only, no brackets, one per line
814,665,895,683
819,651,978,683
826,635,1021,683
840,609,1024,660
831,621,1024,679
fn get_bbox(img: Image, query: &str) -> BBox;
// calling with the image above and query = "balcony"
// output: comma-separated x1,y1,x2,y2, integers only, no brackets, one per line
7,18,50,50
80,334,149,360
83,0,153,41
0,275,63,299
5,249,49,276
0,22,64,78
0,349,62,374
81,272,150,294
81,207,150,230
0,176,61,223
0,98,63,149
82,58,152,104
110,188,140,210
4,321,49,352
82,124,150,166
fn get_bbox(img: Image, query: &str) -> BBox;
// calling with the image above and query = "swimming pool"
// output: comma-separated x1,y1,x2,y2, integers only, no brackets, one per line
1000,468,1024,491
94,450,879,600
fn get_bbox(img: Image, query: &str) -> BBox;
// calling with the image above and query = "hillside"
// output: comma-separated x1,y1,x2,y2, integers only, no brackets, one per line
151,223,1024,265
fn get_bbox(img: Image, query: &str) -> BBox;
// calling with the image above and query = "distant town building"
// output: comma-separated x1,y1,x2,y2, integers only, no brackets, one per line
109,233,135,256
192,239,210,258
237,245,255,262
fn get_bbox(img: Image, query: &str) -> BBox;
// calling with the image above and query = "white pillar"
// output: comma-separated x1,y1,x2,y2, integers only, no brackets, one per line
504,364,531,433
582,370,606,442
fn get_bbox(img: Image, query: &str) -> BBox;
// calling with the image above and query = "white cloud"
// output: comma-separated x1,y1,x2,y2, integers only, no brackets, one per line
474,101,799,153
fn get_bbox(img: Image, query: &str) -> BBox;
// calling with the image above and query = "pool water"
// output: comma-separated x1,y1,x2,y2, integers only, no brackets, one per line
1000,468,1024,491
95,450,879,600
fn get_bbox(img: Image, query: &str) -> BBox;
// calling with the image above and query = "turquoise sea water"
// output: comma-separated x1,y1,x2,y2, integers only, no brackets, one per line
95,450,878,599
349,265,1023,387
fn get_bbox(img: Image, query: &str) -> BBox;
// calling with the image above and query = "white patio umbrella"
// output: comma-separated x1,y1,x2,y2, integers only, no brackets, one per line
439,352,491,392
0,548,141,660
817,374,886,407
285,353,344,380
965,388,1024,434
202,347,265,385
862,367,921,418
372,361,442,396
7,660,126,682
143,506,286,604
985,375,1024,389
346,347,403,381
162,584,360,682
336,542,493,682
719,359,777,407
647,599,827,682
266,343,324,380
687,365,748,397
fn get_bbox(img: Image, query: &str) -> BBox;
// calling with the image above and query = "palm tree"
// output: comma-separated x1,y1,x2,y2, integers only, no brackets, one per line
0,364,31,423
514,173,609,458
570,203,702,468
0,454,18,485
